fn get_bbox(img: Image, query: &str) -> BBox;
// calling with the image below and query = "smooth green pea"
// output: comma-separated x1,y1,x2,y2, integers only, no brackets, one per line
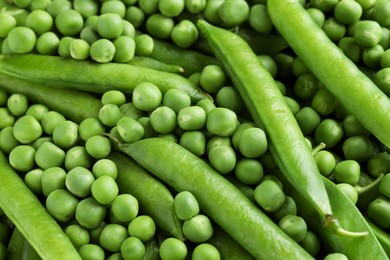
128,215,156,242
177,106,206,131
299,231,321,257
334,0,363,25
208,145,236,174
132,82,162,111
292,57,311,77
310,0,338,12
206,136,232,154
113,36,135,63
97,13,123,39
100,0,126,17
26,104,49,122
13,115,42,144
0,108,15,130
121,237,145,260
162,89,191,114
41,166,66,196
149,106,177,134
7,93,28,116
159,238,187,260
89,39,116,63
80,26,100,45
46,189,79,223
85,135,111,159
311,88,336,116
272,196,298,222
367,152,390,177
238,127,268,158
203,0,224,24
174,191,200,220
64,146,94,171
206,107,237,137
367,196,390,229
134,34,154,56
314,119,344,148
342,114,370,137
69,39,90,60
111,194,139,223
185,0,206,14
171,19,198,48
199,65,227,94
46,0,72,17
381,48,390,68
323,17,346,42
145,13,174,40
295,107,321,135
159,0,185,17
120,102,145,120
255,179,286,213
116,116,144,143
9,145,36,172
66,167,95,198
24,168,43,195
35,141,65,169
0,126,19,153
338,36,362,63
25,9,53,35
362,44,384,69
374,67,390,95
7,26,36,54
183,214,213,243
372,0,390,27
249,4,273,33
32,136,52,150
78,244,105,260
278,215,307,243
91,175,119,205
92,159,118,180
293,74,321,101
125,6,145,28
273,52,295,79
65,224,90,250
179,130,206,156
218,0,249,27
52,120,78,149
0,13,17,38
138,0,159,15
258,55,278,78
192,243,221,260
215,86,244,113
78,117,106,141
353,20,383,47
342,135,373,162
356,0,376,10
73,0,99,18
333,160,360,185
99,104,121,127
284,96,301,115
58,36,74,58
55,9,84,36
76,197,107,229
100,223,129,252
196,98,216,115
234,158,264,185
336,183,358,204
314,150,336,177
231,122,254,150
137,117,157,138
307,7,326,27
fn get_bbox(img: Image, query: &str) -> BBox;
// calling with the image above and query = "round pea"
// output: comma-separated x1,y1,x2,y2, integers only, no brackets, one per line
203,0,224,24
336,183,358,204
69,39,90,60
272,196,298,222
249,4,273,34
64,146,94,171
159,0,185,17
25,9,53,35
179,130,206,156
215,86,244,113
73,0,99,18
65,224,90,250
96,13,123,39
134,34,154,56
206,107,237,137
185,0,206,14
149,106,177,134
120,237,145,260
196,98,216,115
374,67,390,95
55,9,84,36
182,214,213,243
254,179,286,213
218,0,250,28
162,89,191,114
7,26,36,54
314,119,344,148
92,159,118,180
295,107,321,135
91,175,119,205
13,115,42,144
367,197,390,229
99,104,121,127
0,108,14,130
311,88,336,116
85,135,111,159
174,191,200,220
113,36,136,63
7,93,28,116
170,19,199,48
342,135,373,162
293,74,321,101
342,114,370,137
145,13,174,40
132,82,162,111
333,160,360,185
78,244,105,260
78,117,106,141
111,194,139,223
76,197,107,229
128,215,156,242
99,223,129,252
46,189,79,223
24,168,43,195
35,141,65,169
159,238,187,260
208,145,236,174
299,231,321,257
58,36,74,58
192,243,221,260
372,0,390,27
46,0,72,17
26,104,49,122
334,0,363,25
314,150,336,177
89,38,116,63
52,120,78,149
199,65,227,94
324,253,349,260
138,0,159,15
0,13,17,38
120,102,145,120
125,6,145,29
234,158,264,185
353,20,383,47
0,126,19,154
278,214,307,243
9,145,36,172
238,127,268,158
116,116,144,143
100,0,126,17
177,106,206,130
66,167,95,198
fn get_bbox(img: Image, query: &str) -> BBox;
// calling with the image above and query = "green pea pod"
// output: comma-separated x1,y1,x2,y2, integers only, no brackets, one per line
7,228,41,260
115,137,314,260
0,70,102,123
0,150,81,260
0,54,209,102
142,235,160,260
108,152,185,241
196,20,362,237
267,0,390,148
365,217,390,257
128,56,185,74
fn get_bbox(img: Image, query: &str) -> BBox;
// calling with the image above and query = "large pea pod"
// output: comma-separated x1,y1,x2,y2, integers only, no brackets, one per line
267,0,390,148
116,137,314,260
7,228,41,260
0,150,81,259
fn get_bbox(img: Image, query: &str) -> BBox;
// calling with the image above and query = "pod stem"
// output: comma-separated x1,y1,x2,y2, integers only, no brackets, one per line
355,173,384,194
312,142,326,156
324,214,369,238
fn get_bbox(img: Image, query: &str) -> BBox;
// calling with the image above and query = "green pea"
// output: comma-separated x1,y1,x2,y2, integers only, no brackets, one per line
120,237,145,260
362,44,384,69
323,17,346,42
64,224,90,250
208,145,236,174
113,36,135,63
159,238,187,260
125,6,145,29
92,159,118,180
128,215,156,242
99,223,129,252
55,9,84,36
25,9,53,35
149,106,177,134
310,0,338,12
284,96,301,115
179,130,206,156
299,231,321,257
342,135,373,162
379,27,390,50
293,74,321,101
32,136,52,150
272,196,298,222
134,34,154,56
374,67,390,95
314,119,344,148
138,0,159,15
273,52,295,79
234,158,264,185
311,88,336,116
215,86,244,113
96,13,123,39
353,20,383,47
199,65,227,94
206,107,237,137
159,0,185,17
85,135,111,159
192,243,221,260
334,0,362,25
203,0,224,24
356,0,376,10
65,146,94,171
336,183,358,204
99,104,121,127
185,0,206,14
13,115,42,144
254,179,286,213
7,26,36,54
314,150,336,177
231,123,254,150
137,117,157,138
52,120,78,149
91,175,119,205
120,102,145,120
70,39,90,60
307,7,326,27
80,26,99,45
206,136,232,154
324,253,349,260
35,141,65,169
295,107,321,135
238,127,268,158
372,0,390,27
78,117,106,142
162,89,191,114
342,114,370,137
116,116,144,143
26,104,49,122
73,0,99,18
9,145,36,172
46,189,79,223
0,108,15,130
174,191,200,221
367,152,390,177
132,82,162,112
41,166,66,196
338,36,362,64
100,0,126,17
183,214,213,243
7,93,28,116
176,106,206,131
196,98,216,115
76,197,107,229
0,126,19,154
46,0,72,17
24,168,44,195
65,167,95,198
218,0,249,27
111,194,139,223
171,19,198,48
249,4,273,33
367,196,390,229
89,38,116,63
333,160,360,185
292,57,310,77
58,36,74,58
278,215,307,243
0,13,17,38
78,244,105,260
145,13,174,40
381,49,390,68
90,223,107,245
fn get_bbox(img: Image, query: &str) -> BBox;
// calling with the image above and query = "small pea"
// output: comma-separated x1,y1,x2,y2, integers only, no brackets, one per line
179,130,206,157
0,13,17,38
113,36,136,63
0,126,19,154
272,196,298,222
85,135,111,159
76,197,107,229
177,106,206,131
52,120,78,149
78,117,106,141
91,175,119,205
64,224,90,250
182,214,213,243
218,0,250,28
149,106,177,134
26,104,49,122
192,243,221,260
163,89,191,114
249,4,273,34
55,9,84,36
25,9,53,35
46,189,79,223
99,104,121,127
66,167,95,198
353,20,383,47
333,160,360,186
120,237,145,260
7,26,36,54
238,127,268,158
111,194,139,223
314,150,336,177
336,183,358,204
9,145,36,172
99,223,129,252
174,191,200,220
132,82,162,112
342,135,373,162
92,159,118,180
78,244,105,260
145,13,174,40
64,146,94,171
314,119,344,148
96,13,123,39
206,107,238,137
254,179,286,213
278,214,307,243
24,168,44,195
170,19,199,48
299,231,321,257
41,166,67,196
13,115,43,144
125,6,145,29
215,86,244,113
116,116,144,143
34,141,65,169
69,39,90,60
199,65,227,94
379,173,390,198
128,215,156,242
100,0,126,17
7,93,28,116
208,145,236,174
89,38,116,63
134,34,154,56
234,158,264,185
159,238,187,260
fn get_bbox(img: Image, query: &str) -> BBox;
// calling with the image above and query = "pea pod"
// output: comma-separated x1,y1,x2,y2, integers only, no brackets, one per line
196,20,363,237
128,56,185,74
7,228,41,260
0,150,81,259
365,217,390,257
267,0,390,148
115,137,314,259
0,54,209,102
108,152,185,241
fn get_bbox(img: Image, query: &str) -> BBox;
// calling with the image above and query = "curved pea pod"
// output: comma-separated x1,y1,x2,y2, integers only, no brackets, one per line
128,56,185,74
115,137,314,260
108,152,185,241
0,69,102,123
0,150,81,260
0,54,209,102
365,217,390,257
267,0,390,148
273,169,388,259
142,235,160,260
7,228,41,260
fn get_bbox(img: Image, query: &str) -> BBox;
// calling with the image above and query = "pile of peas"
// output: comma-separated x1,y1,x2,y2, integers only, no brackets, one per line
0,0,390,259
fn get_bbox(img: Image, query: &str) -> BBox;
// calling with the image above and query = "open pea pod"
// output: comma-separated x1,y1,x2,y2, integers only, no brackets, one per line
273,169,388,259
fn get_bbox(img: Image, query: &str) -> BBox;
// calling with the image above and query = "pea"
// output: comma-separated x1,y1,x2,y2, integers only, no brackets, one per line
249,4,273,34
176,106,205,130
362,44,384,69
338,36,362,64
336,183,358,204
314,119,344,148
174,191,199,221
99,104,121,127
323,17,346,42
196,98,216,115
91,175,119,205
120,102,145,120
353,20,383,47
78,117,106,141
25,9,53,35
120,237,145,260
238,127,268,158
64,146,94,171
254,179,286,213
218,0,249,28
89,39,116,63
272,196,298,222
91,159,117,180
159,238,187,260
314,150,336,177
134,34,154,56
159,0,185,17
34,141,65,169
192,243,221,260
295,107,321,135
76,197,107,229
367,152,390,177
208,145,236,174
80,26,99,45
116,116,144,143
206,107,237,137
234,158,264,185
373,67,390,95
163,89,191,114
46,189,79,223
284,96,301,115
379,173,390,198
333,160,360,185
215,86,244,113
324,253,349,260
58,36,74,58
278,215,307,243
133,83,162,112
149,106,177,134
64,224,90,250
26,104,49,122
52,120,78,149
125,6,145,29
293,74,321,101
73,0,99,18
13,115,43,145
199,65,227,94
203,0,224,24
372,0,390,27
100,0,126,17
138,0,159,15
46,0,72,17
70,39,90,60
9,145,36,172
100,223,129,252
55,9,84,36
128,215,156,242
78,244,105,260
0,108,15,130
24,168,44,195
6,26,36,54
356,0,376,10
185,0,206,14
311,88,336,116
137,117,157,138
64,167,95,198
41,166,67,196
113,36,135,63
171,19,199,48
85,135,111,159
299,231,321,257
0,126,19,154
334,0,362,25
145,14,174,40
89,222,107,245
0,13,17,38
183,214,213,243
342,114,370,137
307,7,326,27
7,93,28,116
110,194,139,223
342,135,373,162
